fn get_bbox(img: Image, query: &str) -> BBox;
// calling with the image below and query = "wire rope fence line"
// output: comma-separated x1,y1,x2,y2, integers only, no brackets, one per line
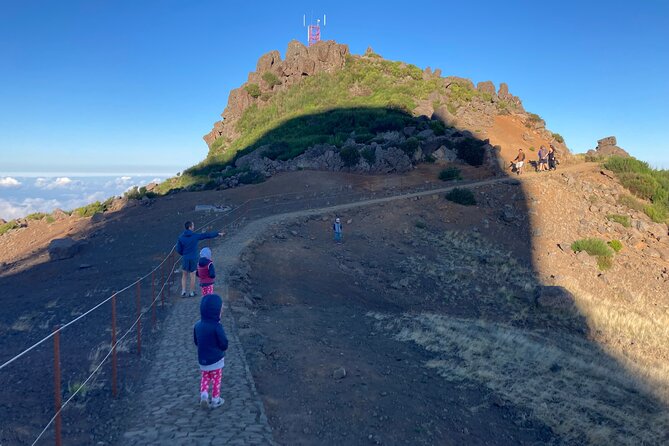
30,259,179,446
2,176,495,445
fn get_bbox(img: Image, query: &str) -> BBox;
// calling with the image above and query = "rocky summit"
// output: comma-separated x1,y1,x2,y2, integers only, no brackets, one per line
203,40,350,147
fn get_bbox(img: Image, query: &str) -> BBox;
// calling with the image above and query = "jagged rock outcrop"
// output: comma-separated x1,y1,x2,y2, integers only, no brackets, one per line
586,136,630,158
204,40,350,148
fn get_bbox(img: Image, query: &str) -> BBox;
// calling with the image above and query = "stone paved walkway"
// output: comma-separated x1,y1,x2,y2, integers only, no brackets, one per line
118,176,513,445
119,240,276,445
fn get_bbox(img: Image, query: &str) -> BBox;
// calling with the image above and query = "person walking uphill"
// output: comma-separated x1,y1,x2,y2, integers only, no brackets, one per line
176,221,223,298
196,247,216,296
194,294,228,409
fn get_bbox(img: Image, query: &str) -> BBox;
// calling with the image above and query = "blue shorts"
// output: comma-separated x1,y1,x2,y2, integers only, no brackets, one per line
182,257,197,273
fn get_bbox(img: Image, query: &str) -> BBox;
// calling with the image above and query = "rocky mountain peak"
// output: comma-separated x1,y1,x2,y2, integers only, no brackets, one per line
203,40,350,147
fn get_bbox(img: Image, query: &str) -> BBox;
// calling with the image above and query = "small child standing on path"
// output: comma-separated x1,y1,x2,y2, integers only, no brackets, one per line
194,294,228,409
196,247,216,296
333,217,343,244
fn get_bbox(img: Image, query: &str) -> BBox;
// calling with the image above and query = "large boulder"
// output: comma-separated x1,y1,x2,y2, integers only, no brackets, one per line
48,238,84,261
586,135,630,158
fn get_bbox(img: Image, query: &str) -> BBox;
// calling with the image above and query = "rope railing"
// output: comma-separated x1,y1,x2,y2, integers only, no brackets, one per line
2,175,471,445
30,257,179,446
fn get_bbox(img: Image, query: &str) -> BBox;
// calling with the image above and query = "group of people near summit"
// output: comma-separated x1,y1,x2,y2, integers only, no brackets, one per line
175,216,345,409
511,144,559,175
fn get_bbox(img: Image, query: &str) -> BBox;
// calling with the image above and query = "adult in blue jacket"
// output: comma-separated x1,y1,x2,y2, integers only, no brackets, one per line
176,221,223,297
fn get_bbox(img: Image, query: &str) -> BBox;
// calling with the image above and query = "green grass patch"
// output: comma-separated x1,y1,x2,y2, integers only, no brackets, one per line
0,220,20,236
439,167,461,181
608,239,623,253
571,238,614,270
26,212,48,221
571,238,612,257
551,132,564,144
415,220,427,229
445,188,476,206
606,214,631,227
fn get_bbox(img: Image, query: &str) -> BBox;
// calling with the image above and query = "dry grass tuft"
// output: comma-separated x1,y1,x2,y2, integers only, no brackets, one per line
368,311,669,445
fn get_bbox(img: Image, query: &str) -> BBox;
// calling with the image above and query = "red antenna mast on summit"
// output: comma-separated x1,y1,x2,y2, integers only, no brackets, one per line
304,14,326,46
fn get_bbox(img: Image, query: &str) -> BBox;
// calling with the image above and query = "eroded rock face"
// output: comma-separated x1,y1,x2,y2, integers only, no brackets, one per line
204,40,350,148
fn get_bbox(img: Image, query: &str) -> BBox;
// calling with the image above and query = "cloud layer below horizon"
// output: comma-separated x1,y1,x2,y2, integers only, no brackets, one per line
0,175,162,220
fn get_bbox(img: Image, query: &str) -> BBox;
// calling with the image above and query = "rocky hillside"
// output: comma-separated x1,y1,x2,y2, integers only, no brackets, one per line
158,40,571,193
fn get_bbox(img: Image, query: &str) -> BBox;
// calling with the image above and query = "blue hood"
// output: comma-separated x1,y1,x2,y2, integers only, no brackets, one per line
200,294,222,322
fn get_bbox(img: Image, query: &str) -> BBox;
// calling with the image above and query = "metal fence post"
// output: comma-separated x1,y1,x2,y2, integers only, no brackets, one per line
111,294,117,397
136,281,141,355
53,326,62,446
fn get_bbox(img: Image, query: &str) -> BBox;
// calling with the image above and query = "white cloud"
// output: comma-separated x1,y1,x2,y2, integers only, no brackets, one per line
105,176,135,188
0,177,21,188
0,197,62,220
34,177,82,190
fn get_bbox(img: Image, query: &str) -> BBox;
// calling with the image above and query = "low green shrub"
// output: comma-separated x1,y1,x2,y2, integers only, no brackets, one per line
606,214,631,227
361,147,376,164
608,240,623,253
340,146,361,167
74,201,107,218
618,194,645,211
445,188,476,206
238,170,265,185
429,120,446,136
439,167,461,181
424,154,436,163
244,83,261,98
415,220,427,229
125,186,157,200
551,133,564,144
262,72,282,88
644,203,668,223
401,137,419,156
455,138,485,166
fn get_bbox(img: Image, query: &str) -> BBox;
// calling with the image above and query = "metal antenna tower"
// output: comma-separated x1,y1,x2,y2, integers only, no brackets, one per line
303,14,326,46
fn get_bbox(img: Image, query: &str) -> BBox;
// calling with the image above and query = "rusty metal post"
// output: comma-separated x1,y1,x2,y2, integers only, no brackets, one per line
136,281,141,355
111,294,117,397
53,326,62,446
151,270,156,327
160,262,165,307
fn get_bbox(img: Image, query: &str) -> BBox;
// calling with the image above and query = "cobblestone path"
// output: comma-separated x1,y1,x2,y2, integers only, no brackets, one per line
118,176,511,445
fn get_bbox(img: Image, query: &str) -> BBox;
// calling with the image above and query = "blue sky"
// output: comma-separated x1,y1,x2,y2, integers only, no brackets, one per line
1,0,668,173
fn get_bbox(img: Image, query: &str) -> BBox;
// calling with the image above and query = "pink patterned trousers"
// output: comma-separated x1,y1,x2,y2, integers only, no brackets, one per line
201,285,214,296
200,369,222,398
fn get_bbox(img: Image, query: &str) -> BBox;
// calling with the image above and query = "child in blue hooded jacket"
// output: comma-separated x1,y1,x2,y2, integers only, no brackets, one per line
194,294,228,408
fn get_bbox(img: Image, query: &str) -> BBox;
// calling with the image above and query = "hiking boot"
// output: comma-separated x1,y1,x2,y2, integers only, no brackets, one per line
210,397,224,408
189,291,196,298
181,291,187,298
